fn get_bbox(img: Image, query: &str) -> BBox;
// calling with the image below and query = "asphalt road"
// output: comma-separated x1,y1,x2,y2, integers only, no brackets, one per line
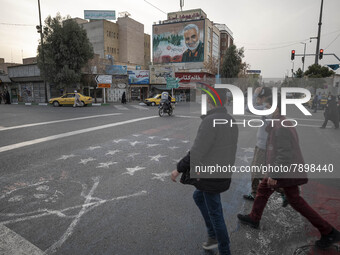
0,103,339,255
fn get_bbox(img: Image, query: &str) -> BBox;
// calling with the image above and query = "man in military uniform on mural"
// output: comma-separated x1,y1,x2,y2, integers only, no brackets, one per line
182,24,204,62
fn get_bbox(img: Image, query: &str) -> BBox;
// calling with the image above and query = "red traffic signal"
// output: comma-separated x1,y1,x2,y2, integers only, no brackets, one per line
291,50,295,60
319,49,324,60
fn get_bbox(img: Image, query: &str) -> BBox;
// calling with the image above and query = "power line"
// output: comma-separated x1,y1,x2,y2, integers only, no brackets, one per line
324,33,340,50
144,0,167,14
245,42,302,51
0,22,35,27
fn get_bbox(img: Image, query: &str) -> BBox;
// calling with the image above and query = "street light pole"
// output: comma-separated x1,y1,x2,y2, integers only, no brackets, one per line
300,42,307,72
37,0,48,103
315,0,324,65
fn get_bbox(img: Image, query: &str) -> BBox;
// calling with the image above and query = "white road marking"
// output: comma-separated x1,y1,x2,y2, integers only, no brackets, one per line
149,154,167,162
123,166,145,176
0,116,158,153
79,157,96,165
161,138,171,142
113,105,129,110
0,113,122,131
87,146,102,150
242,147,254,153
147,144,160,148
237,155,253,163
112,139,128,143
96,162,117,168
0,224,45,255
105,150,120,156
151,172,170,181
127,153,140,159
57,154,76,160
169,146,179,150
130,141,142,147
131,105,149,110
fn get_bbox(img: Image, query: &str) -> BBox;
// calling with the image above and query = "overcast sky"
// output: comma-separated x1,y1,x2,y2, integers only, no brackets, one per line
1,0,339,78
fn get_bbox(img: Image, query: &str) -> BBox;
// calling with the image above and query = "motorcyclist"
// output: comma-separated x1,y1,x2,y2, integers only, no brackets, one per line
160,92,172,111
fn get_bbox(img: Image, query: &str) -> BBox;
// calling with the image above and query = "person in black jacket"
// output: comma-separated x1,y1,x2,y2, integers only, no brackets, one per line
320,95,339,129
171,89,238,255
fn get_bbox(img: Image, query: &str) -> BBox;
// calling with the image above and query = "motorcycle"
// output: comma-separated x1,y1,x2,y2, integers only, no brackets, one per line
159,101,173,117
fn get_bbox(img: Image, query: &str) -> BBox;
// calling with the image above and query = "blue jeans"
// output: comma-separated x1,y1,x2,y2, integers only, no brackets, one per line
193,190,231,255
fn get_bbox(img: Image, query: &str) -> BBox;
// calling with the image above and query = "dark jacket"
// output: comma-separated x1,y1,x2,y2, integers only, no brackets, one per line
177,107,238,193
325,96,339,123
266,116,308,187
182,41,204,62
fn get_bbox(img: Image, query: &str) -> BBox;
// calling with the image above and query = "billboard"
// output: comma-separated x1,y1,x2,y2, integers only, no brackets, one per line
84,10,116,20
106,65,127,75
128,70,150,85
153,20,205,64
150,65,174,84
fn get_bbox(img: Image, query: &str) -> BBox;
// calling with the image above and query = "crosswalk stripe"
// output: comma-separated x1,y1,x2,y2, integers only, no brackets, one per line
131,105,149,110
113,105,129,110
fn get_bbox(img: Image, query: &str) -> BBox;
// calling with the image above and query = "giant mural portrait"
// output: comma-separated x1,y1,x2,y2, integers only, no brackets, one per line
153,20,205,64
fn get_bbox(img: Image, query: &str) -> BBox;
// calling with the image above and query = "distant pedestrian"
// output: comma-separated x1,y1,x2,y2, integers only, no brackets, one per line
312,95,318,113
320,95,339,129
121,92,127,104
0,92,2,104
237,95,340,250
73,90,81,107
5,90,11,104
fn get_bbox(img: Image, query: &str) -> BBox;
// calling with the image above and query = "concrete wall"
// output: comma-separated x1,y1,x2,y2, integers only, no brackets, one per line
82,20,105,58
117,17,144,66
144,34,151,68
103,20,120,62
8,64,40,78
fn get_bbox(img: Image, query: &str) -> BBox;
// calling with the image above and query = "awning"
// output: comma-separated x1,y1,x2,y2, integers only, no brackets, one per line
130,84,150,88
0,75,11,83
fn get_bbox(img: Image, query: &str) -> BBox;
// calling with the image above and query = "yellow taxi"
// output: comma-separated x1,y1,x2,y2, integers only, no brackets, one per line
49,93,93,107
144,94,176,106
307,95,328,109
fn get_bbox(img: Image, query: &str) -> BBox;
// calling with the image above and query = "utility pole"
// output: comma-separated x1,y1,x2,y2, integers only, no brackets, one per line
315,0,324,65
37,0,48,103
300,42,306,72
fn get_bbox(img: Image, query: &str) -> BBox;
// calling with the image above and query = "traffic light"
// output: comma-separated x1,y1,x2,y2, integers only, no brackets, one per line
319,49,324,60
291,50,295,60
36,25,42,33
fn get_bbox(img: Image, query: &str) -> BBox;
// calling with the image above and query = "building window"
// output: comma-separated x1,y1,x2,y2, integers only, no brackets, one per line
117,49,119,54
117,33,119,39
114,48,116,54
113,32,116,38
222,42,226,47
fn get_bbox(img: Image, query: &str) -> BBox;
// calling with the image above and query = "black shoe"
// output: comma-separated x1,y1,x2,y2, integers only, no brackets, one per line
237,214,259,228
315,228,340,249
243,194,255,201
320,126,326,129
202,237,218,250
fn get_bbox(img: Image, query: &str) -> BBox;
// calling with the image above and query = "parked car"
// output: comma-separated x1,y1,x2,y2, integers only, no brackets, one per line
144,94,176,106
49,93,92,107
306,95,328,109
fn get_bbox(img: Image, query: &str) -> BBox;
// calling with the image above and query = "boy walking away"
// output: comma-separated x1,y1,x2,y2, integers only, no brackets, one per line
237,96,340,250
73,90,81,107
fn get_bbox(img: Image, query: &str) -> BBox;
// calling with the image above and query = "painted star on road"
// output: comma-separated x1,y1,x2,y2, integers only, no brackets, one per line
57,154,76,160
127,153,140,159
169,146,179,150
130,141,142,147
161,138,172,142
96,162,117,168
242,147,255,153
112,139,128,143
182,140,190,143
106,150,120,156
87,146,102,151
152,172,170,182
148,136,156,140
237,155,253,163
79,157,96,165
132,134,142,137
123,166,146,176
149,154,167,162
147,144,160,148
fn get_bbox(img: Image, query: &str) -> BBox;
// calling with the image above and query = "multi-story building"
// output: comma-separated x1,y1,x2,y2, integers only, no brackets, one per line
151,9,233,101
73,15,151,102
214,24,234,63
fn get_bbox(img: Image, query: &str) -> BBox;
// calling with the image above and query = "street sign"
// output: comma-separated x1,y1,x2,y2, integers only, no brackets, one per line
166,77,179,89
327,64,339,71
95,75,112,84
97,84,111,88
246,70,261,74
